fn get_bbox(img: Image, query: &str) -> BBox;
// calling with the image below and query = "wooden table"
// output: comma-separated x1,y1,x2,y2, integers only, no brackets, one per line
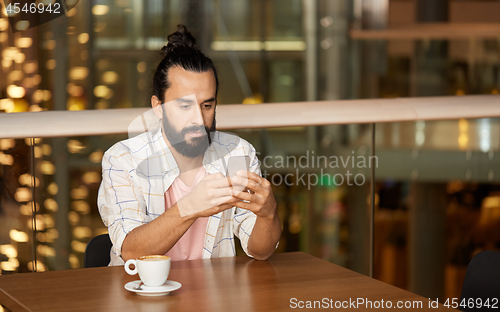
0,252,452,311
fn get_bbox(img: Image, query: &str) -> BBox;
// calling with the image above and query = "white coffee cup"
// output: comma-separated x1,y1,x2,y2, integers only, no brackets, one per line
124,255,171,287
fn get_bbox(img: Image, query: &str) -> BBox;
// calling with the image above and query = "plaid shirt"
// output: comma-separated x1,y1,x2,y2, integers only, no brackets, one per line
98,129,260,265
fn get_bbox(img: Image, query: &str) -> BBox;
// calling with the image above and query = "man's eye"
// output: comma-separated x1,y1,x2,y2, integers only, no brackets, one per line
181,105,189,109
204,104,212,109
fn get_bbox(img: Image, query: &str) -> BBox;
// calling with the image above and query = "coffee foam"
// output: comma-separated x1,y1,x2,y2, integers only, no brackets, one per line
139,255,170,261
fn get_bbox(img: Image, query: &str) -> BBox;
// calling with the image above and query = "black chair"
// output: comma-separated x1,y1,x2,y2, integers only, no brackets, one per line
460,250,500,311
84,234,112,268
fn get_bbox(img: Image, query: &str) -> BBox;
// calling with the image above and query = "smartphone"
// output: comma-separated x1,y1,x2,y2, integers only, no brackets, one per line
226,156,250,195
226,155,250,177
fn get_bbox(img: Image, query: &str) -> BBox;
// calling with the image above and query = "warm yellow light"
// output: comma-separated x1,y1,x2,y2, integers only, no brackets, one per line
93,85,110,98
72,200,90,214
24,137,42,146
46,59,57,70
2,58,12,68
0,152,14,165
46,229,59,242
8,70,23,81
37,244,56,257
66,7,77,17
44,198,58,212
71,240,87,253
69,67,89,80
459,118,469,132
29,105,43,113
9,229,29,242
92,4,109,15
67,83,84,97
71,186,89,200
0,33,8,43
15,187,32,202
0,244,17,258
23,77,35,89
24,62,37,74
19,203,32,216
43,90,52,101
94,228,109,236
68,211,80,225
0,139,15,150
0,99,14,112
40,161,56,175
89,149,104,163
1,47,18,59
33,89,44,102
78,33,89,44
16,20,30,31
210,40,307,51
0,18,8,31
83,171,101,184
67,97,85,110
27,216,46,231
47,181,58,194
33,74,42,85
102,71,118,84
67,139,86,153
37,232,46,242
19,173,39,187
27,260,46,272
7,85,26,98
44,39,56,50
137,62,146,73
69,254,80,269
14,52,25,63
1,258,19,271
458,134,469,150
73,226,92,239
43,214,55,228
16,37,33,48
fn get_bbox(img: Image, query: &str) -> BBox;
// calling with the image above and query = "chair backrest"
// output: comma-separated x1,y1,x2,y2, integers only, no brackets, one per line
84,234,112,268
460,250,500,311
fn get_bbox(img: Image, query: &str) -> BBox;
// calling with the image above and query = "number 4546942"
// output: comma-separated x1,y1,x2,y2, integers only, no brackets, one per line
5,2,61,16
444,298,498,309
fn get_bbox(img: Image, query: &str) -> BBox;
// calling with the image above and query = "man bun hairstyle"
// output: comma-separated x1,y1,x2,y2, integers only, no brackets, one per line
152,25,219,104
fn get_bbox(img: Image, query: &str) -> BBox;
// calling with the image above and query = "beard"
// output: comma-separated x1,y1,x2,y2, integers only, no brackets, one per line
162,110,216,158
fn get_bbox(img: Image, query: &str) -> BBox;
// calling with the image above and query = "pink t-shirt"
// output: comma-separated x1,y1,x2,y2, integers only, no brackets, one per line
164,166,209,261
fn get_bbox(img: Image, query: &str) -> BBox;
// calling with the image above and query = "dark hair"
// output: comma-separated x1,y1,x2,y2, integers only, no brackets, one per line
152,25,219,104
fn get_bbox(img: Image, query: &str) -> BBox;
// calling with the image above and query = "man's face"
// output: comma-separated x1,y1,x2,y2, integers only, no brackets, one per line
160,67,217,158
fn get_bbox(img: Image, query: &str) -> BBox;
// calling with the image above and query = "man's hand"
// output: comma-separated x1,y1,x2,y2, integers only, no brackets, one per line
229,171,277,220
177,172,241,218
230,170,281,260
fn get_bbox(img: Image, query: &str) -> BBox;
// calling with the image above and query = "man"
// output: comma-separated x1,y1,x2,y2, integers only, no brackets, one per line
97,25,281,265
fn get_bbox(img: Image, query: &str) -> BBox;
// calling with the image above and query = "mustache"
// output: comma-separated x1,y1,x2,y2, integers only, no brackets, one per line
180,125,210,136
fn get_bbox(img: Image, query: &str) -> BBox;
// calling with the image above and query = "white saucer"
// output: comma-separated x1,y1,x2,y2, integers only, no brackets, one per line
124,280,182,296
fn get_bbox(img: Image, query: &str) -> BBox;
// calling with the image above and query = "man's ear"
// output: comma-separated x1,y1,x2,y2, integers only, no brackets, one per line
151,96,163,119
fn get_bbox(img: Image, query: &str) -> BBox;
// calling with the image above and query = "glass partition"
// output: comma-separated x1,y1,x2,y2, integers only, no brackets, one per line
0,123,375,275
374,118,500,301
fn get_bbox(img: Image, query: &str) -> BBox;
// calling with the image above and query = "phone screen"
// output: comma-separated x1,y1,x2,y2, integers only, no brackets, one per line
226,156,250,177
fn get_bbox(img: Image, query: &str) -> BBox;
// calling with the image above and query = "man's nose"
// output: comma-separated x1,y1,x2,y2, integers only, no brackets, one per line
190,104,204,126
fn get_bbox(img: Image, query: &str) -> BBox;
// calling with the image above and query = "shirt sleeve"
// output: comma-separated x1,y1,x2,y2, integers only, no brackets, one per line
97,147,156,264
232,142,262,258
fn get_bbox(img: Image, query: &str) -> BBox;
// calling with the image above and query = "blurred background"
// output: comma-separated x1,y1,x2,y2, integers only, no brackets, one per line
1,0,500,304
